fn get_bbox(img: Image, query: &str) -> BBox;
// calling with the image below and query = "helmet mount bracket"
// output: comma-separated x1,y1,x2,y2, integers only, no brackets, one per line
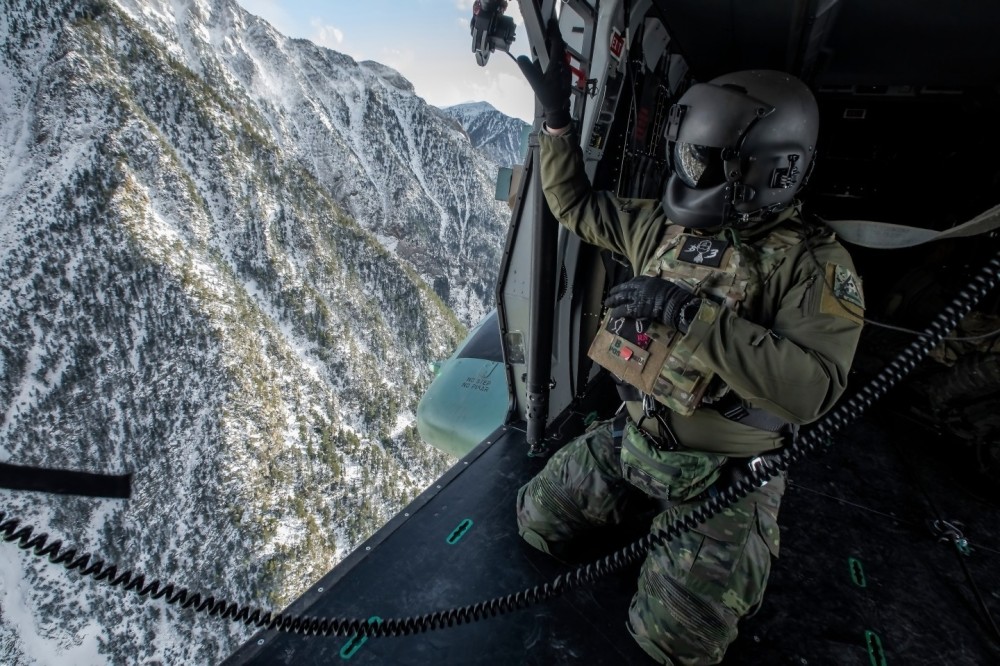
666,104,686,142
770,154,801,189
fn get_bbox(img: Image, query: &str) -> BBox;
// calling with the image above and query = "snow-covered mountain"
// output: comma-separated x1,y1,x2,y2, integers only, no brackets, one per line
0,0,522,663
444,102,530,170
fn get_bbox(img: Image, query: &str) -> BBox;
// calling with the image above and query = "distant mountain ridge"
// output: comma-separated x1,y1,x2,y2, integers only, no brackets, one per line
444,101,530,169
0,0,524,663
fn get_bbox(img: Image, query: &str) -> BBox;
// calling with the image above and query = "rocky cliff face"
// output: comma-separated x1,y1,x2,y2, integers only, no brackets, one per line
444,101,529,170
109,0,517,326
0,0,523,663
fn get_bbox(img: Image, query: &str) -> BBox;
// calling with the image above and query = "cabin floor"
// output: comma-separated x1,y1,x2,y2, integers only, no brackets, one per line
225,395,1000,665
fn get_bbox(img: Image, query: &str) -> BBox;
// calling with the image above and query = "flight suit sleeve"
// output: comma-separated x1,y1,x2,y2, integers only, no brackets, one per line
682,237,864,424
538,131,665,271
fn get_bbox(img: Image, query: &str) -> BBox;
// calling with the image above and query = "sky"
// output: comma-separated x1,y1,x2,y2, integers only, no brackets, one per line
237,0,536,122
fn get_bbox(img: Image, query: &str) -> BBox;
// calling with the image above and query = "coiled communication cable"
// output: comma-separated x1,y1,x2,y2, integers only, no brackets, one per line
2,255,998,639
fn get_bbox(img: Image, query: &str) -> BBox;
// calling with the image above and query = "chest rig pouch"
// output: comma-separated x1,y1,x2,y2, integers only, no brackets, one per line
589,225,794,416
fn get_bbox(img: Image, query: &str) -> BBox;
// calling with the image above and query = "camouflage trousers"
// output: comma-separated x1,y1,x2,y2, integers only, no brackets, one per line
516,417,785,665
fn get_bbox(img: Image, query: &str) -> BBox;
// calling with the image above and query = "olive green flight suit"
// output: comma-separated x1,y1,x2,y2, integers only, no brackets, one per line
516,131,864,665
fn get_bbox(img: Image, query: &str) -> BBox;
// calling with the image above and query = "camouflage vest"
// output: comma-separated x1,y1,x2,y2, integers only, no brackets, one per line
588,222,804,415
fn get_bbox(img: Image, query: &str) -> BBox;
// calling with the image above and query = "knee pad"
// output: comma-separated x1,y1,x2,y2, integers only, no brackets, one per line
629,569,736,665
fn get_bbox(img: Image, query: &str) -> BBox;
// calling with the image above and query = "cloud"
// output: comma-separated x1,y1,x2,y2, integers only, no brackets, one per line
310,18,344,49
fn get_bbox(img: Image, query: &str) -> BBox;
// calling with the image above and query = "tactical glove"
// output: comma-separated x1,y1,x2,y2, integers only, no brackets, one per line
605,276,701,333
516,19,572,130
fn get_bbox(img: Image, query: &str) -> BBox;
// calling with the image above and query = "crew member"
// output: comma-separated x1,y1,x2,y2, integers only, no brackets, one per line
515,22,864,665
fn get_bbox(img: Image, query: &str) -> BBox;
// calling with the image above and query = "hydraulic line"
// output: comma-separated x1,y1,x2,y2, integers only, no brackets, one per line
2,255,999,640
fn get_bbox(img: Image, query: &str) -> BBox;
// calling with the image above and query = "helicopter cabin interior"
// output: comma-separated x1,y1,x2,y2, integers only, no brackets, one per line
224,0,1000,664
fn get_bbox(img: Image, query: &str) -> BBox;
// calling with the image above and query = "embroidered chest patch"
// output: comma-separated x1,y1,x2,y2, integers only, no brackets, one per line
677,236,730,268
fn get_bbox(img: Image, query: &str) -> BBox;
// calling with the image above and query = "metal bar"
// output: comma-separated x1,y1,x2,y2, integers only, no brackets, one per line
525,131,558,453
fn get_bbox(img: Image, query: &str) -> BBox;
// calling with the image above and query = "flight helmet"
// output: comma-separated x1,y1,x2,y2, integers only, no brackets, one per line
662,70,819,229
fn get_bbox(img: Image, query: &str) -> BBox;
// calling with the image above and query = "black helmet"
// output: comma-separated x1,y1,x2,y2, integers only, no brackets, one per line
662,70,819,229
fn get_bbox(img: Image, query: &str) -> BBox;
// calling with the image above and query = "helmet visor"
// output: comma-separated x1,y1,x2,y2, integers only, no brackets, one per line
672,141,725,189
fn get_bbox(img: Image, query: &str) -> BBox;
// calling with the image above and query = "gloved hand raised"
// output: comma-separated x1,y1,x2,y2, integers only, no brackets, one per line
604,276,701,332
516,19,572,130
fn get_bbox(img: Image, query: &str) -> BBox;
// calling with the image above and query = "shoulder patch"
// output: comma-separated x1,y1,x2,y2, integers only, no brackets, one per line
820,263,865,323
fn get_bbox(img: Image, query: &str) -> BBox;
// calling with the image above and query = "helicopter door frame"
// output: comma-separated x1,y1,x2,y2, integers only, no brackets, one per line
498,1,659,449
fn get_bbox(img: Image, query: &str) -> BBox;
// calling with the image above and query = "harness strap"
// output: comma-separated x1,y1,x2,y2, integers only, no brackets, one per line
0,462,132,499
611,411,630,449
621,379,796,439
819,201,1000,248
711,392,798,440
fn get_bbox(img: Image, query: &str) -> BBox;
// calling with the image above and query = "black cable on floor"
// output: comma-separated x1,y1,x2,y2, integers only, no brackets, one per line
3,257,999,639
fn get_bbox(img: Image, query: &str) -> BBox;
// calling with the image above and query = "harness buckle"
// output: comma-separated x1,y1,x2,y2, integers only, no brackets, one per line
632,394,680,451
748,456,769,486
642,393,659,418
723,403,751,421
